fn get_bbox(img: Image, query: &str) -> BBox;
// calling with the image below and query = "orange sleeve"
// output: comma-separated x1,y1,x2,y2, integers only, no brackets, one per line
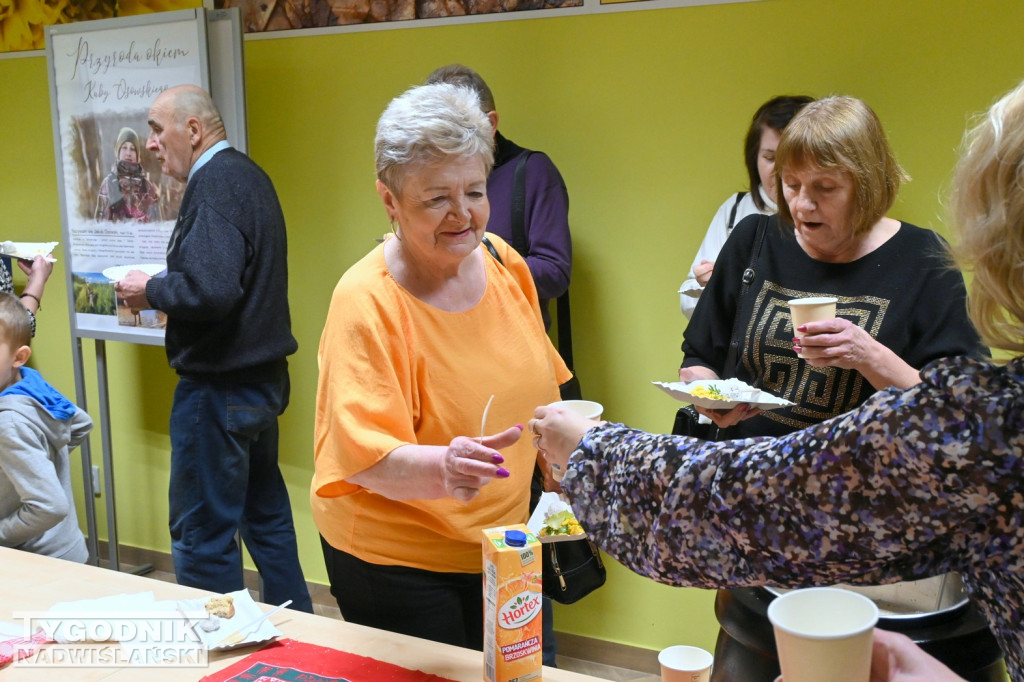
312,254,415,498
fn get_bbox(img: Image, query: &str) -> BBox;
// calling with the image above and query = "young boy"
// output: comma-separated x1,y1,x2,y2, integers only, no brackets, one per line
0,293,92,562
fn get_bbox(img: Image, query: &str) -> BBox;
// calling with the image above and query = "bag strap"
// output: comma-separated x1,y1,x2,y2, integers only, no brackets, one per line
556,293,574,370
510,151,533,258
723,213,770,380
726,191,747,233
482,235,502,264
704,213,768,442
510,151,576,372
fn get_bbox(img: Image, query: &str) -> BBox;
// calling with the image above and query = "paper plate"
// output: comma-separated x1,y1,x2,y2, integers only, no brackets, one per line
0,241,58,262
653,379,794,411
102,263,166,281
527,491,588,544
177,589,282,651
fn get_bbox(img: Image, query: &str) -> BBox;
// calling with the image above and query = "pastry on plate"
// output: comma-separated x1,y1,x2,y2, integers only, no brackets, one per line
205,595,235,619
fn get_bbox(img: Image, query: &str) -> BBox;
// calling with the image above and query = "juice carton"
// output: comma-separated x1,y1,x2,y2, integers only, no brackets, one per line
483,524,543,682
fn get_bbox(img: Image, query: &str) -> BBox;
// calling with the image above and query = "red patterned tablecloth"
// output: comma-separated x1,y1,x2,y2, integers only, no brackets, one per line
201,638,459,682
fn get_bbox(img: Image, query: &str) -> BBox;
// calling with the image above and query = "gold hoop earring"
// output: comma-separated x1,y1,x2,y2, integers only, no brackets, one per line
390,220,402,241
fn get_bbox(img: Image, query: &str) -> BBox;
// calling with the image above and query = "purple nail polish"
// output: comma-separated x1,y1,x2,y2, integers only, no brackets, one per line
496,467,510,478
492,454,505,464
515,424,524,431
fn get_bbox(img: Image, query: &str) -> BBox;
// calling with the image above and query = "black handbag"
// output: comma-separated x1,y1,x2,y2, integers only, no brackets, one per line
542,537,607,604
673,214,770,438
671,404,712,439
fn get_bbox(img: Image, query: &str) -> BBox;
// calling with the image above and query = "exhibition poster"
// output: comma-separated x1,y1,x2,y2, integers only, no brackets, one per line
48,13,205,341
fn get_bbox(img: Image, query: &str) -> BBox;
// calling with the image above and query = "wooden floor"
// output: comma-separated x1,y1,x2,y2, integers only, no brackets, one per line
137,565,659,681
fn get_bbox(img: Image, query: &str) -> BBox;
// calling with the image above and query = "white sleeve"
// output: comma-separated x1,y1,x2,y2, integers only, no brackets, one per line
680,194,740,318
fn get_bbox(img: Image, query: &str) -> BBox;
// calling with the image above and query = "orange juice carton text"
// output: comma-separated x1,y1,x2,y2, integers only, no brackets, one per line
483,525,543,682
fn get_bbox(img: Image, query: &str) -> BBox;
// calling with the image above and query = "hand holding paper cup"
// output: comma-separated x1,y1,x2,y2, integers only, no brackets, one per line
789,296,837,358
659,645,713,682
548,400,603,420
767,587,878,682
544,400,603,481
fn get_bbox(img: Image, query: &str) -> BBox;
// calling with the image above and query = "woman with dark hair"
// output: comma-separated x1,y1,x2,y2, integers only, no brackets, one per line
679,95,813,318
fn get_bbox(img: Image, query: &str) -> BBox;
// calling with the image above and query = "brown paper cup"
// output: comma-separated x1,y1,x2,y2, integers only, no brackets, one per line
789,297,838,358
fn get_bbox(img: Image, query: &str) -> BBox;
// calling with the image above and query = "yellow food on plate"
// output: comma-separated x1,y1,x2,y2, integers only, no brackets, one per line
539,509,584,537
205,595,235,619
691,385,729,401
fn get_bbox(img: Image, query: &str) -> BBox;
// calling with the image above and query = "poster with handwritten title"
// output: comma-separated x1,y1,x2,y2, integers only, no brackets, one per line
49,14,204,340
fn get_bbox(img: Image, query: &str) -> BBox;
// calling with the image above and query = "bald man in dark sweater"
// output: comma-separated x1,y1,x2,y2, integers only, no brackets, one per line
116,85,312,613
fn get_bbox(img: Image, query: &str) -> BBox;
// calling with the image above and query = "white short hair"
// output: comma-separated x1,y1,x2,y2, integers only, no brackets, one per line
375,83,494,195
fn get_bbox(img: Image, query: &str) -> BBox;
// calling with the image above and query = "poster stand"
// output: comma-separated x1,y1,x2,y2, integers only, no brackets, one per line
45,8,247,573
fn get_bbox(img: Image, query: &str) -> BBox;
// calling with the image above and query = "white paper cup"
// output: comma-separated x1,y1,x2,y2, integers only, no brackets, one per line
789,296,838,358
545,400,603,481
658,645,713,682
768,587,879,682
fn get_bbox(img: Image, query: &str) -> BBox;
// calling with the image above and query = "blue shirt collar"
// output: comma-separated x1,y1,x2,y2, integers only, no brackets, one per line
189,140,232,183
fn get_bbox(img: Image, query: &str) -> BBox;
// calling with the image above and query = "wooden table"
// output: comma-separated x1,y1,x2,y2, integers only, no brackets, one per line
0,548,601,681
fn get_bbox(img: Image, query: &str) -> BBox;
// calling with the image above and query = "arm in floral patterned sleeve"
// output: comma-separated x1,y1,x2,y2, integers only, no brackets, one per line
560,356,1024,592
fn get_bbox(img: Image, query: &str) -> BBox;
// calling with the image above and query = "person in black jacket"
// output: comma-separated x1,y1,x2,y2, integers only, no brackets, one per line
115,85,312,613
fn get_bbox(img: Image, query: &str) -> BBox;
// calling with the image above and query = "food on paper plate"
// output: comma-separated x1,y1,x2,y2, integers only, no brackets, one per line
690,384,729,401
205,595,235,619
539,509,584,537
689,379,762,403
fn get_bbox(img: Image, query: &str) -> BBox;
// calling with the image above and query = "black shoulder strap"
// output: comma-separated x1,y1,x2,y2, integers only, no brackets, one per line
484,231,575,370
556,293,574,370
481,236,502,264
723,213,769,379
510,151,533,258
726,191,747,233
510,150,575,370
706,213,768,441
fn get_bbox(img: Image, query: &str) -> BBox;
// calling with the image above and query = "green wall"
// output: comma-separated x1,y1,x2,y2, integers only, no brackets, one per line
2,0,1023,655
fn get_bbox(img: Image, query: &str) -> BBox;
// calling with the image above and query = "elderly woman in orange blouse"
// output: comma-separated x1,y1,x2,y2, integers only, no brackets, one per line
311,82,569,650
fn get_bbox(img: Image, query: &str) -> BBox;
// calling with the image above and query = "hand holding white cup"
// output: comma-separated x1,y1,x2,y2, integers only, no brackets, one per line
768,587,878,682
789,297,837,358
533,400,603,482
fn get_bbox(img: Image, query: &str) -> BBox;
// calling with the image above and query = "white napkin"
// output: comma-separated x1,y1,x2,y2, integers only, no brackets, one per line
38,592,202,663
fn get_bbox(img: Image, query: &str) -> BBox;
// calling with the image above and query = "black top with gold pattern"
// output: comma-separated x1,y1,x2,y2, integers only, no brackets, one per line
682,215,987,439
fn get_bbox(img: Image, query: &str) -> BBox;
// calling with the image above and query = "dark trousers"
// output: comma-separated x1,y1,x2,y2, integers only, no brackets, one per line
321,538,484,650
169,372,312,613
